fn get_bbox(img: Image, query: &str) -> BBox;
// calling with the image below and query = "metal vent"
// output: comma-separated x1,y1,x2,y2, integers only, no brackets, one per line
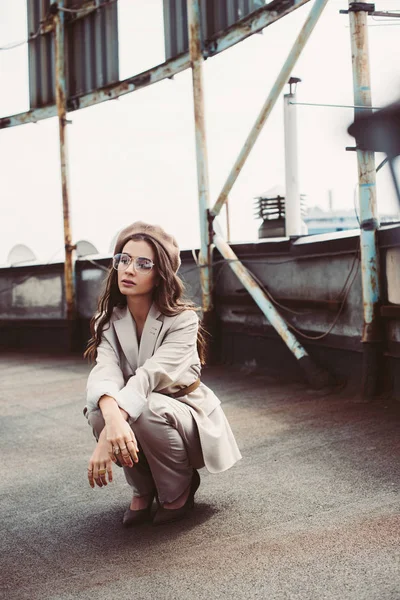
27,0,119,108
163,0,265,60
254,193,286,238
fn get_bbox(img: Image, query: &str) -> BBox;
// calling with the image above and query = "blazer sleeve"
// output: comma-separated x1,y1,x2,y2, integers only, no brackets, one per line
113,310,199,420
86,335,125,413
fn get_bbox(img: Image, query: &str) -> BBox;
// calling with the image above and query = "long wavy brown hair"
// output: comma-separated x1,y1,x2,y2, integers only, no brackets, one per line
84,233,207,364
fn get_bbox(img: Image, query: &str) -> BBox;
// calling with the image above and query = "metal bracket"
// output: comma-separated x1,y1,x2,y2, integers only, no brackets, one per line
207,209,215,243
360,218,379,231
288,76,301,95
340,3,375,14
49,3,59,15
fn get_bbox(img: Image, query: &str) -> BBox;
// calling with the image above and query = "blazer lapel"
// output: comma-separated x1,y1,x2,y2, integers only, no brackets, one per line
138,303,162,367
113,307,139,372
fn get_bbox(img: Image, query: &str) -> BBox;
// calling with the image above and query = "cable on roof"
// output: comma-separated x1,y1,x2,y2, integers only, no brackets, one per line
0,0,119,51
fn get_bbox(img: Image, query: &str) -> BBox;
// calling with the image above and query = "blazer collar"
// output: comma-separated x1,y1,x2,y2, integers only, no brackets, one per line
113,303,162,369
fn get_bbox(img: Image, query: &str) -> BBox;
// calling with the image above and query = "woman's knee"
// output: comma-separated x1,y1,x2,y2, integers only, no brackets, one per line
133,393,171,434
87,409,105,438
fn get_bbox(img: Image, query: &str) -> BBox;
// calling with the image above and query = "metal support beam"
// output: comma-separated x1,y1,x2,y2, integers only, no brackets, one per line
54,4,77,343
348,1,382,397
210,0,329,218
187,0,212,313
213,234,333,388
0,0,311,130
205,0,311,57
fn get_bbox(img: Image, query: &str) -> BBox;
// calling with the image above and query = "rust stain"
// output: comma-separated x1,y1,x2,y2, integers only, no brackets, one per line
0,118,11,129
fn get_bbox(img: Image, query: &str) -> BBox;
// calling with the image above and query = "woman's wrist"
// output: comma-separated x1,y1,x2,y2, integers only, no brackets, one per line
99,395,123,423
98,428,108,444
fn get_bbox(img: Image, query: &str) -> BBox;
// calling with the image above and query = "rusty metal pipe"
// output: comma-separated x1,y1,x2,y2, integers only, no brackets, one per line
54,4,77,339
210,0,329,218
187,0,212,313
348,1,383,397
213,234,333,388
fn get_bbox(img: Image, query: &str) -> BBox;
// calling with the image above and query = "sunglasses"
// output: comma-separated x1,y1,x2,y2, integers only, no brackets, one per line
113,253,155,273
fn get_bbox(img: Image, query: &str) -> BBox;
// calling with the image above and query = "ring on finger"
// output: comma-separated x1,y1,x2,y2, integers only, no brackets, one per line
114,447,121,454
98,469,107,475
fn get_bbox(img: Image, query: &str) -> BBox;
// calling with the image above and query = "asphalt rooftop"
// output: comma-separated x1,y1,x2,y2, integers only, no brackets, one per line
1,353,399,600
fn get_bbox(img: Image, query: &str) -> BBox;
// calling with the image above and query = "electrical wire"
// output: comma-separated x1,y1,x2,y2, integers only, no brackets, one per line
284,258,360,340
180,246,361,278
191,249,199,266
0,0,119,51
181,237,361,340
58,0,119,14
0,21,45,51
240,246,361,341
289,101,383,110
353,183,360,226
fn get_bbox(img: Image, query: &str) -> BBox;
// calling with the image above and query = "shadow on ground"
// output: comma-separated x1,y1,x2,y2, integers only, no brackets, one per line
1,353,399,599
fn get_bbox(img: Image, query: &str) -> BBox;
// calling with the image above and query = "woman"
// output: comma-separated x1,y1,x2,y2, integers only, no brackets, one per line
84,221,241,527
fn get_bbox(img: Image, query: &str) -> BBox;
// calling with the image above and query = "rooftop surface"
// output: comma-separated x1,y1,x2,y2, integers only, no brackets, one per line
1,353,400,600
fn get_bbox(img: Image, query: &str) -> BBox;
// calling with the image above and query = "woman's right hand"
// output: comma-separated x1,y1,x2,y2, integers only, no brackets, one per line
98,395,139,467
105,415,139,467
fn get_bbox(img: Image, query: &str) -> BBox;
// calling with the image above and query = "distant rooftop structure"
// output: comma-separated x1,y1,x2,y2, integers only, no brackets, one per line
304,206,399,236
7,244,37,267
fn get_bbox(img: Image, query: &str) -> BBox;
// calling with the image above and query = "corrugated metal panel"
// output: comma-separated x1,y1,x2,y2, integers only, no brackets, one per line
27,0,119,108
163,0,208,61
212,0,265,31
163,0,265,60
27,0,54,108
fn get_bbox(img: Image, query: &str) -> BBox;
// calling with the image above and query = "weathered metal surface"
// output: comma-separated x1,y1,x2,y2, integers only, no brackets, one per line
386,247,400,305
4,230,400,361
164,0,310,59
54,6,76,324
206,0,310,56
348,2,381,345
188,0,213,312
220,294,342,311
163,0,204,60
27,0,119,108
381,305,400,319
164,0,266,59
0,262,65,320
210,0,329,218
27,0,55,108
213,234,309,360
1,0,309,129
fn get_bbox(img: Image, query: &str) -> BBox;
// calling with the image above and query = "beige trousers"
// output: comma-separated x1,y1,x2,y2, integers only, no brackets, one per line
87,392,205,504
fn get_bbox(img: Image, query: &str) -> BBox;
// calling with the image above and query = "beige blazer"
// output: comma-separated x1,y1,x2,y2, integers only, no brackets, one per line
85,303,242,473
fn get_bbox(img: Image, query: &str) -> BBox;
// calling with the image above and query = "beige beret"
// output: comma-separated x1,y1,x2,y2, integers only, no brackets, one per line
114,221,181,273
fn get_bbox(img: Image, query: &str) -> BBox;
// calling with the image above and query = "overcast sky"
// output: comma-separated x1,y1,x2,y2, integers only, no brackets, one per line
1,0,400,265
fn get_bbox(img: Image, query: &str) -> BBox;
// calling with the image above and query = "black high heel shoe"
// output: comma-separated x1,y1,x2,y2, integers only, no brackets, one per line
122,494,154,528
152,470,200,526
